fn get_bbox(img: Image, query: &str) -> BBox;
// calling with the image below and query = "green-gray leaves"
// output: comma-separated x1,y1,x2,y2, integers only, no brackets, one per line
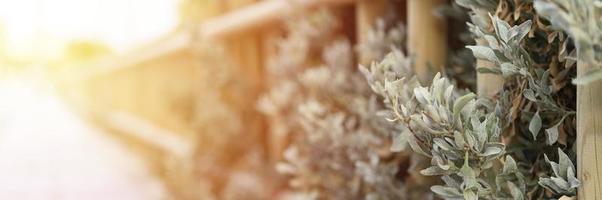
453,92,476,119
466,45,498,63
431,185,463,199
535,0,602,85
539,149,580,196
572,68,602,85
529,111,542,140
468,16,533,78
390,129,410,152
363,49,509,199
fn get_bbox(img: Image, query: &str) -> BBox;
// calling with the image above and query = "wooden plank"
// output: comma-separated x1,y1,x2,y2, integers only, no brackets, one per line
576,48,602,199
201,0,357,39
71,32,190,82
356,0,388,65
407,0,447,83
406,0,446,188
105,111,193,158
223,0,269,162
261,28,288,163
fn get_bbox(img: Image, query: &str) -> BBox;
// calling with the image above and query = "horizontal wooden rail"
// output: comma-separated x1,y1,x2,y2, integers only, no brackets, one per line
105,111,193,158
63,32,190,83
201,0,357,39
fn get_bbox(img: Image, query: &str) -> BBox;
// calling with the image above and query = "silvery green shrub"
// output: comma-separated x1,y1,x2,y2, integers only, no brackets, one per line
259,9,409,200
534,0,602,85
360,0,584,199
362,49,523,199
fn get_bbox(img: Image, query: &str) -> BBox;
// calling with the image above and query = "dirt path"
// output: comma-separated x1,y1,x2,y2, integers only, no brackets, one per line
0,77,167,200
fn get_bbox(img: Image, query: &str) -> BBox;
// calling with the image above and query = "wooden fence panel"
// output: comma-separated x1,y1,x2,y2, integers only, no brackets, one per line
356,0,388,65
407,0,447,83
576,50,602,199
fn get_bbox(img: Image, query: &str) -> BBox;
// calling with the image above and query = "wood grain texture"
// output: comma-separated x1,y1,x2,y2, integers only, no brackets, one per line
577,48,602,199
407,0,447,84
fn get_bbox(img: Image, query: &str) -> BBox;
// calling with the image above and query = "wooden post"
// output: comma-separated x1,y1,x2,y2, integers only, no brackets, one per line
406,0,447,191
261,28,289,163
221,0,269,167
576,47,602,199
356,0,388,65
476,39,504,97
407,0,447,83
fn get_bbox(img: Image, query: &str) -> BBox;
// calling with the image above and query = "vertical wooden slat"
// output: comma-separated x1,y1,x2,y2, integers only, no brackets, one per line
262,28,288,163
476,39,504,97
224,0,267,161
406,0,446,189
356,0,388,65
407,0,447,83
576,48,602,199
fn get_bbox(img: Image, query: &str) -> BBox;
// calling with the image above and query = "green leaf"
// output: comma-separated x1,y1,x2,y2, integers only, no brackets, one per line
481,143,504,156
467,45,499,63
407,133,429,157
523,89,537,102
501,62,521,77
483,35,500,50
508,181,525,200
421,166,448,176
433,138,453,151
390,129,410,152
545,125,559,145
454,130,466,148
491,15,511,42
413,87,431,105
572,68,602,85
502,155,518,175
463,190,478,200
567,167,580,188
557,149,572,178
545,117,565,145
453,92,476,118
508,20,532,42
545,154,561,177
460,152,478,189
431,185,462,198
529,111,542,140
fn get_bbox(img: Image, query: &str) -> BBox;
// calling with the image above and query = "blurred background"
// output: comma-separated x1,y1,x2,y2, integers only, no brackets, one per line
0,0,452,199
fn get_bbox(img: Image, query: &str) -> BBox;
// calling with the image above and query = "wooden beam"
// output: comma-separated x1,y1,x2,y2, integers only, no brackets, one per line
356,0,388,65
105,111,193,158
200,0,356,39
68,32,190,83
576,48,602,199
407,0,447,84
406,0,446,188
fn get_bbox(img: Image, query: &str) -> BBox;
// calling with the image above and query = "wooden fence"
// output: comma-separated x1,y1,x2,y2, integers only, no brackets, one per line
58,0,601,198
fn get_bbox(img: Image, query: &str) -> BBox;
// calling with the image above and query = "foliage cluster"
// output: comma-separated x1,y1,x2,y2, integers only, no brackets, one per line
359,0,592,199
259,9,412,200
